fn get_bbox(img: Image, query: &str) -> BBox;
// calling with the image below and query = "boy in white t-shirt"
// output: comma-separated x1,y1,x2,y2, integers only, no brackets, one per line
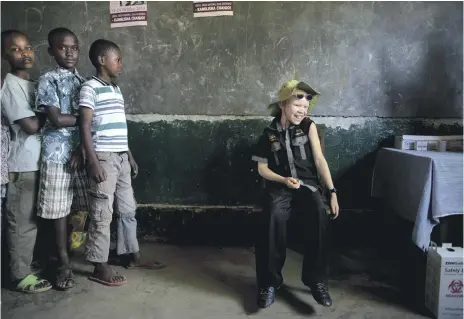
1,29,51,293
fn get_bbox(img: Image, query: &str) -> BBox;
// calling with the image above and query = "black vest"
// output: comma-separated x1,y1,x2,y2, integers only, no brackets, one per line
264,117,320,189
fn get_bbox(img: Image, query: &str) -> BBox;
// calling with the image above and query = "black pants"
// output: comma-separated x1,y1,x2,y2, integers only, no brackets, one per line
255,186,331,289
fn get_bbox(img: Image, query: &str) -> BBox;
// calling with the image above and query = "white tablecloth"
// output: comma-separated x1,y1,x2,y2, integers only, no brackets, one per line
371,148,463,251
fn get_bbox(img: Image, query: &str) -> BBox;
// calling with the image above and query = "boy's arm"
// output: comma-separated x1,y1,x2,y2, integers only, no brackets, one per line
80,107,106,183
257,162,299,189
69,142,85,170
15,116,44,134
36,77,78,129
308,123,339,217
252,132,299,189
257,162,286,184
252,132,284,182
42,106,78,128
79,84,106,183
127,149,134,160
2,86,44,135
127,149,138,178
308,123,335,190
79,107,97,163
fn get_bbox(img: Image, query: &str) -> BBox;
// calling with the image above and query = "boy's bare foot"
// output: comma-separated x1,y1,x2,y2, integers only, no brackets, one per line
125,252,166,270
88,263,127,286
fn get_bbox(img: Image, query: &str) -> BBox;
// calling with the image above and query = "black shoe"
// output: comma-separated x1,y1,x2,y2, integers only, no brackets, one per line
257,286,276,308
310,282,332,307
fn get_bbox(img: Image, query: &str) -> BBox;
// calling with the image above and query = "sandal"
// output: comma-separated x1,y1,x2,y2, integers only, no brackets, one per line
55,266,75,291
16,273,52,293
88,269,127,287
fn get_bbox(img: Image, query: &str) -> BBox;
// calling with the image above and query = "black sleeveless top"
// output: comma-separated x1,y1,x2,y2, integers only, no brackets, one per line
252,117,321,191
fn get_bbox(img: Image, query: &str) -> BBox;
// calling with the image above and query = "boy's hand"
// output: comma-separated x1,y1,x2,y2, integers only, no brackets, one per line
70,145,86,170
87,160,107,183
70,152,83,170
129,156,138,179
284,177,300,189
330,193,339,219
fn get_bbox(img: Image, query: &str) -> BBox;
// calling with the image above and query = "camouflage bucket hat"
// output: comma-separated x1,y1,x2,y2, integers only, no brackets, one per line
268,80,320,116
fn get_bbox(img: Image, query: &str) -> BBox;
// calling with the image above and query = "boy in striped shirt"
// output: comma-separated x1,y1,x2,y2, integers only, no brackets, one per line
79,39,163,286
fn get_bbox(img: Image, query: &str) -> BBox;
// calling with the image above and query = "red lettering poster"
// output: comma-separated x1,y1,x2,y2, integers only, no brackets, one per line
110,1,148,28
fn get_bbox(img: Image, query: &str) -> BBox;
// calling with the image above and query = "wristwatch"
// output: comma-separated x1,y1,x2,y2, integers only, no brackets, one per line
329,188,337,194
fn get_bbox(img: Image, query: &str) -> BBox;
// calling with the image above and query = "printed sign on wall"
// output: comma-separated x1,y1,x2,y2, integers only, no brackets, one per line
193,1,233,18
110,1,148,28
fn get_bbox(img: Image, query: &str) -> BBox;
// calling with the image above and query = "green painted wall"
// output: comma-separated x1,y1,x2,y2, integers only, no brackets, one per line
128,118,463,210
126,117,462,247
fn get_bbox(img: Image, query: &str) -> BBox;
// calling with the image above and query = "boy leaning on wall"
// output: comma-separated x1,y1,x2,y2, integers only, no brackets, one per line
1,29,50,293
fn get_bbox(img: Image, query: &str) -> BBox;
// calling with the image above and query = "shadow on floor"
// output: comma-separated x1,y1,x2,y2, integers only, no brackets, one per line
173,249,317,316
198,262,260,314
278,284,316,316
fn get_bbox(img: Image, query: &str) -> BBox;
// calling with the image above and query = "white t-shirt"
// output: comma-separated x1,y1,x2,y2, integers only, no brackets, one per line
1,73,41,172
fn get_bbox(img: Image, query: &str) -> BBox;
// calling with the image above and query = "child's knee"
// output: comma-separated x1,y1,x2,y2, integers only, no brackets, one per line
88,191,113,226
119,209,136,220
116,191,137,219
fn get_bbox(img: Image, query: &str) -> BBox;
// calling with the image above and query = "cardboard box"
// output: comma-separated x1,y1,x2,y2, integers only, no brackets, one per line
415,140,429,151
447,140,464,152
425,242,463,319
395,135,463,152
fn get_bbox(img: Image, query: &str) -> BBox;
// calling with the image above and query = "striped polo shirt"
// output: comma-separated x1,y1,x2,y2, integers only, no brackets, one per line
79,76,128,152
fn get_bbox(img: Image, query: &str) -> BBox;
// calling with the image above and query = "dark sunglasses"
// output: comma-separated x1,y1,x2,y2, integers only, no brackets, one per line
295,94,313,101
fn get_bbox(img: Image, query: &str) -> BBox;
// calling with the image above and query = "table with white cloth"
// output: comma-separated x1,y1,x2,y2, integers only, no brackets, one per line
371,148,463,251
